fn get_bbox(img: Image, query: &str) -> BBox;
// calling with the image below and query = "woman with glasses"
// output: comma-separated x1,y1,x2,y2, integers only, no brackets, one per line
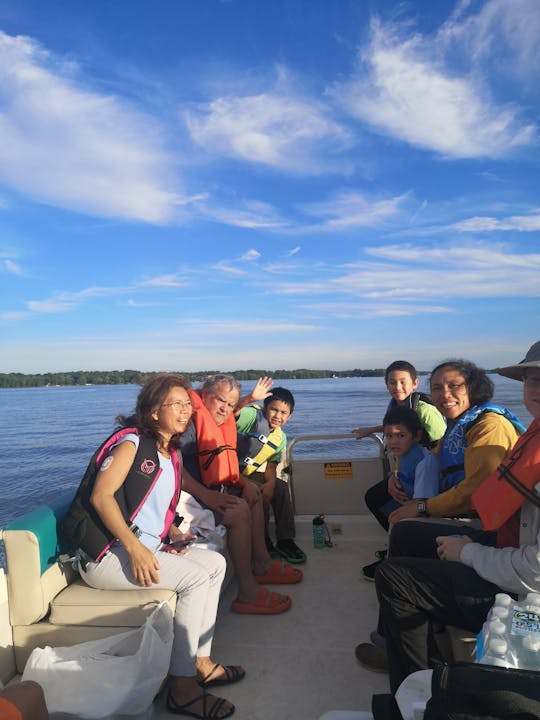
63,374,243,719
386,358,525,528
356,357,525,673
370,342,540,699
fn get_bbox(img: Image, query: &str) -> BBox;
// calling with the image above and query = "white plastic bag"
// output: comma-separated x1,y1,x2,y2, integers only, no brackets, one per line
22,602,173,718
395,669,433,720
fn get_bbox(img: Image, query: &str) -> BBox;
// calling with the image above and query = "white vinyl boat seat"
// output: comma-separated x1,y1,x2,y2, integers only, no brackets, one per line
2,492,176,673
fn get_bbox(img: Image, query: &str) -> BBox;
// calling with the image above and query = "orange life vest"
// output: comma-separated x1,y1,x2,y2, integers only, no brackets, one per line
472,420,540,530
188,389,240,487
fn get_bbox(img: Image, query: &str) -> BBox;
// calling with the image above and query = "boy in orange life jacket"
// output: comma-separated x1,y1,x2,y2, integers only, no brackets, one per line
235,384,306,564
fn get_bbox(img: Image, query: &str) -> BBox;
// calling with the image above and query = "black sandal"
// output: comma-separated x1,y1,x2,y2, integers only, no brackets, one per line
167,689,235,719
198,663,245,688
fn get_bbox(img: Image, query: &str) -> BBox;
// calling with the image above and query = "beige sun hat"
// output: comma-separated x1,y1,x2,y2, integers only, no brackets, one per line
497,341,540,381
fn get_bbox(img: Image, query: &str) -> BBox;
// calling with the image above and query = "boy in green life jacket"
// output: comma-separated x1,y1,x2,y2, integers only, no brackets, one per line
235,380,306,564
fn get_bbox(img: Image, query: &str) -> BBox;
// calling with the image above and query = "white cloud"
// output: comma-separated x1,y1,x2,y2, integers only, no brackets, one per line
0,31,182,223
298,190,408,231
184,69,352,174
26,299,76,313
439,0,540,80
197,198,288,229
175,318,318,335
241,249,261,261
3,259,23,275
451,213,540,232
266,242,540,300
1,310,29,322
212,262,247,276
140,274,188,287
286,246,301,257
330,17,535,158
304,301,452,318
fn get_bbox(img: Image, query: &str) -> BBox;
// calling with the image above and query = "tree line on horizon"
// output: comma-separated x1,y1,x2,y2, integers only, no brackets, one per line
0,368,394,388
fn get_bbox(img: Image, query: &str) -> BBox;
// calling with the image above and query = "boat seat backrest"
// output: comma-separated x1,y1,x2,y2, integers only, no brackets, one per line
3,492,77,626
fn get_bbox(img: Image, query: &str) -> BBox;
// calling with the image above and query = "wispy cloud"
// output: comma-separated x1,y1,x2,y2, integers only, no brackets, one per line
450,212,540,232
286,246,301,257
197,198,289,229
184,68,352,174
439,0,540,81
140,274,189,287
304,301,453,318
241,249,261,261
174,318,318,334
3,259,23,275
297,190,409,232
330,16,535,158
266,241,540,301
212,262,247,276
0,31,182,223
26,299,76,313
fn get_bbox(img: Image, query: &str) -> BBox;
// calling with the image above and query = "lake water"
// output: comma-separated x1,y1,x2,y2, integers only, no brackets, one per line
0,376,531,568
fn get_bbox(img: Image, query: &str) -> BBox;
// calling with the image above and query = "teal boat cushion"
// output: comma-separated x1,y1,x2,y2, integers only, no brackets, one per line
4,492,74,576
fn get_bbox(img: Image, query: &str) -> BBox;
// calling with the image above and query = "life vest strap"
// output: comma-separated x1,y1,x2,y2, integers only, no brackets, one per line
198,444,236,471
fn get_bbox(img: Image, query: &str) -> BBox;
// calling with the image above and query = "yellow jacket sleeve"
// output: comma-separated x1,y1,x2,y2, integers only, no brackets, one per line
426,413,520,517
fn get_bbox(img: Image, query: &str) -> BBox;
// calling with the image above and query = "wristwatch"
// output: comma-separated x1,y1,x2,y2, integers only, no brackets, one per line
416,499,429,517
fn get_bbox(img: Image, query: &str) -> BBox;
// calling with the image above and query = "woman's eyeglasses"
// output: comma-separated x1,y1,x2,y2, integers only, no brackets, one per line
161,400,192,411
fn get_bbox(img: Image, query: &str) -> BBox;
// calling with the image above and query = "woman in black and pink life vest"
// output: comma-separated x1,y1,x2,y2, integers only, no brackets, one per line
64,374,244,719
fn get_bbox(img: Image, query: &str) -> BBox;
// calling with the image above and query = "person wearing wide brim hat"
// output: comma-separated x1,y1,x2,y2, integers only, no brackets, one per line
497,340,540,381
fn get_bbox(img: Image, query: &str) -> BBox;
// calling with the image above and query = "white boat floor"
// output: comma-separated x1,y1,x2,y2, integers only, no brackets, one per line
152,515,389,720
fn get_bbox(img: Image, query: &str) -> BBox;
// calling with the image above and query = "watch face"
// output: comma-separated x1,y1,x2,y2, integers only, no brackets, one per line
417,501,426,514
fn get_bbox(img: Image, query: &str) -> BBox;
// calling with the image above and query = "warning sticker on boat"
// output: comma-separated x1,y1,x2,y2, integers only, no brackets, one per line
324,462,353,479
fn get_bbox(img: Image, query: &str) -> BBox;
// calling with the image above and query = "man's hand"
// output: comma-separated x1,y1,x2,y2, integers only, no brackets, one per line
388,473,408,504
203,488,242,514
261,481,275,504
388,500,419,525
241,480,261,508
436,534,471,562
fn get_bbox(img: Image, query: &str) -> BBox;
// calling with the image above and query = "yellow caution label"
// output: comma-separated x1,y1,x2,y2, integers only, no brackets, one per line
324,461,353,479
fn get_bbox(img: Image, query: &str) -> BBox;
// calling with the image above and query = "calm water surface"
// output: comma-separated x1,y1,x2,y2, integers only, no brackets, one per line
0,376,531,567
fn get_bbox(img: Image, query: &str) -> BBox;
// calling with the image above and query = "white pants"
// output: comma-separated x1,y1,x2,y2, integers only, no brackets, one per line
80,545,226,676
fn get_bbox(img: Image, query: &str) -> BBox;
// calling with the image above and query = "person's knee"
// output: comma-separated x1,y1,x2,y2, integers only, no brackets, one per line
224,499,251,526
1,681,47,718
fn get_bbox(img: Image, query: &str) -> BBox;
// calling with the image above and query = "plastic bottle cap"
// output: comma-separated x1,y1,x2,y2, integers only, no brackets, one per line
526,592,540,605
495,593,512,607
488,637,508,655
488,619,505,634
523,636,540,652
492,606,509,620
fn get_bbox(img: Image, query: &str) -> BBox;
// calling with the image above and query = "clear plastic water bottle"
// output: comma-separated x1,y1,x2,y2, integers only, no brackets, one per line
478,592,540,670
312,514,325,549
483,637,511,667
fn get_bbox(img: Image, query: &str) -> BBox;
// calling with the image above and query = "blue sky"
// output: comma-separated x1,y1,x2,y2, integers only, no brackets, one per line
0,0,539,374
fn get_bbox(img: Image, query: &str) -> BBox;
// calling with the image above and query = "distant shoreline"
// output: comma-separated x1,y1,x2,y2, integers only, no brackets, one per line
0,366,499,389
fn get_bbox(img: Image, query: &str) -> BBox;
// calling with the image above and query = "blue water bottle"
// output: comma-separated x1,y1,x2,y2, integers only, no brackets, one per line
313,514,325,549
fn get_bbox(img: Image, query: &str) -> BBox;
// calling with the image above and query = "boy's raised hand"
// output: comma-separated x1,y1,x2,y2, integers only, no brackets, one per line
250,376,274,403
